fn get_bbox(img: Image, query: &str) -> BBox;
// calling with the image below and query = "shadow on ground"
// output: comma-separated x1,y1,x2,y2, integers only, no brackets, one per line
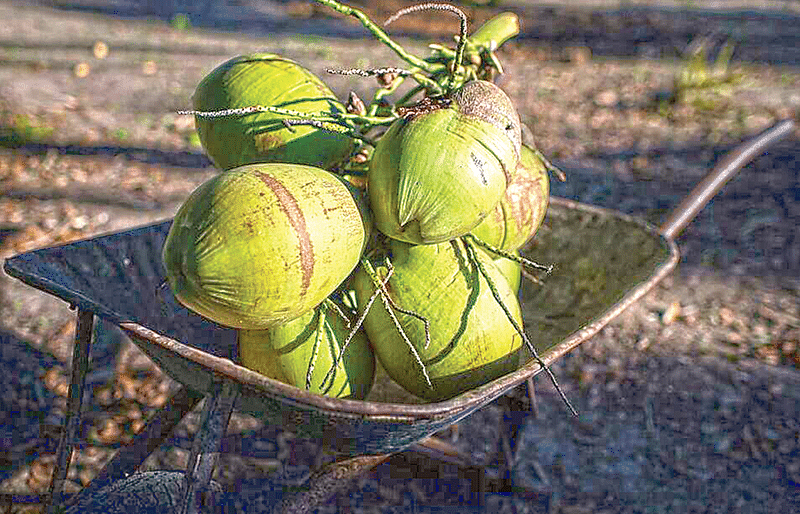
0,332,62,482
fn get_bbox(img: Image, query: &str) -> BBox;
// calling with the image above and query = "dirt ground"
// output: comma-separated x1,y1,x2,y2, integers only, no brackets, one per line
1,0,800,512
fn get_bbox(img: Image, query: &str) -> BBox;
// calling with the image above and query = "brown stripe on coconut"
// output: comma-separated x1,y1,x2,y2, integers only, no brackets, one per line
254,171,314,294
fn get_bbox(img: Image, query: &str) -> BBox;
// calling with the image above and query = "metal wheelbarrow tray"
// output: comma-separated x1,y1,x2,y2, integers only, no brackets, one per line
2,120,794,511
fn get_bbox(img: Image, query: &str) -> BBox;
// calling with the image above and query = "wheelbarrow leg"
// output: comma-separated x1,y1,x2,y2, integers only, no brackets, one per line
46,308,94,514
181,379,239,514
277,453,392,514
64,385,205,508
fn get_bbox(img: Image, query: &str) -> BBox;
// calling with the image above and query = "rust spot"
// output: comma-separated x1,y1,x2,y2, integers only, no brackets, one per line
254,171,314,295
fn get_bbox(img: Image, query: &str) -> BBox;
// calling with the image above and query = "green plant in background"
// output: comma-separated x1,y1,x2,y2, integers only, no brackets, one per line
113,128,130,142
0,113,55,145
676,38,737,91
169,13,191,31
660,37,742,114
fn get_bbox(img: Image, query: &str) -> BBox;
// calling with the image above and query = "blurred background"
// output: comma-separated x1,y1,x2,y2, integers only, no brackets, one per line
1,0,799,512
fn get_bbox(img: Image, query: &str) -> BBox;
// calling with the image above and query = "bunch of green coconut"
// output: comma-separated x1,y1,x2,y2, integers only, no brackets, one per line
162,1,562,403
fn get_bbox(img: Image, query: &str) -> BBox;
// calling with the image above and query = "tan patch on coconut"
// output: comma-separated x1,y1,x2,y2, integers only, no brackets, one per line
254,131,285,153
451,80,521,156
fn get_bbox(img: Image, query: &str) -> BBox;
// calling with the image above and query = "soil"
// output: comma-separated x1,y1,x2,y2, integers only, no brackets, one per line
1,0,800,512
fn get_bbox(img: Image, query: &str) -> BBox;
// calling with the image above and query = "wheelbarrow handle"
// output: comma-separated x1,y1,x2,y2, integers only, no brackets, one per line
660,119,796,240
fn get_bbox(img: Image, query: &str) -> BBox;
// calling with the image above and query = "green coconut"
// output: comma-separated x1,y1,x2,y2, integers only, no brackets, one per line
353,238,523,401
162,163,370,329
238,305,375,399
470,144,550,251
193,53,354,170
368,80,521,244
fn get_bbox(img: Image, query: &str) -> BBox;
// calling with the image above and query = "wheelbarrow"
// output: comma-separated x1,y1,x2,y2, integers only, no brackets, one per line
3,120,794,513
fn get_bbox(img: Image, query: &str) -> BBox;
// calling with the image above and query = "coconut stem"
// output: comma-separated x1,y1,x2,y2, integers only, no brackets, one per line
306,306,327,391
464,234,554,275
368,74,406,117
421,240,483,365
380,259,433,350
383,3,469,92
319,314,342,396
322,279,383,391
327,67,444,97
281,119,380,147
534,148,568,183
310,0,435,73
463,238,578,417
395,83,427,108
179,104,398,144
326,297,354,328
327,66,408,77
179,105,393,127
361,257,433,389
